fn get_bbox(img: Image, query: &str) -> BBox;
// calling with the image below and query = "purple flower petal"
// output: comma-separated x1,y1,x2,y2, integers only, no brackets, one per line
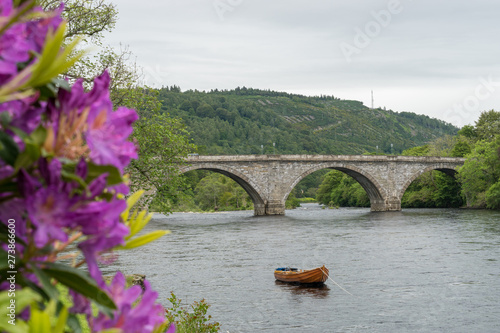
91,272,167,333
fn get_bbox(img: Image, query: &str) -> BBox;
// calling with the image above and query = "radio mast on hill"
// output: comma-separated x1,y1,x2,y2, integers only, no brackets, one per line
371,90,374,109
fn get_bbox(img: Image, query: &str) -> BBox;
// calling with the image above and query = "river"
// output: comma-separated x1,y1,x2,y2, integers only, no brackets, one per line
103,204,500,332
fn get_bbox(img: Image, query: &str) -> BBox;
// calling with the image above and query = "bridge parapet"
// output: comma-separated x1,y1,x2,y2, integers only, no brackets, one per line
186,154,464,163
180,155,465,216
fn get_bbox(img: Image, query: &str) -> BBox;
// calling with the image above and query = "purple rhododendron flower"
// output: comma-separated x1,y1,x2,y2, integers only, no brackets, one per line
0,1,63,84
69,289,92,317
20,160,72,247
19,158,128,250
87,105,138,172
0,163,13,182
92,272,166,333
24,5,64,54
0,0,13,16
0,2,168,330
26,184,73,247
0,95,44,153
45,71,138,170
84,72,138,171
79,222,128,287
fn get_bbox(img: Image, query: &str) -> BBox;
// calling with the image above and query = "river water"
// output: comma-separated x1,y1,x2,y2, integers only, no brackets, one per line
103,204,500,332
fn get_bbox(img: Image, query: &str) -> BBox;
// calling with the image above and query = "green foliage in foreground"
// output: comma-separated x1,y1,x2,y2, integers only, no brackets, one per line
165,293,220,333
57,282,221,333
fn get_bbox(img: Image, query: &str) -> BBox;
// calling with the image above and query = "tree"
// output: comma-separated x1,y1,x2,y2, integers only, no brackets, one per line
475,110,500,141
194,174,226,210
457,124,476,140
402,145,430,156
458,138,500,207
428,135,456,157
128,113,195,213
316,171,344,206
316,170,369,207
432,172,464,208
451,139,472,157
196,103,215,118
41,0,144,109
40,0,117,42
486,180,500,209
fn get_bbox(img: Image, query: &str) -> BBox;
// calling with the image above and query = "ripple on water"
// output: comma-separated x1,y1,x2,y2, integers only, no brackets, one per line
102,206,500,333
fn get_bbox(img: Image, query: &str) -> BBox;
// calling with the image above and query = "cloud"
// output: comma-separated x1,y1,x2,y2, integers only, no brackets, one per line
104,0,500,126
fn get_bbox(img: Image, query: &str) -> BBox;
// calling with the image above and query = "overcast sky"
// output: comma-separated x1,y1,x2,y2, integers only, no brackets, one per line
103,0,500,127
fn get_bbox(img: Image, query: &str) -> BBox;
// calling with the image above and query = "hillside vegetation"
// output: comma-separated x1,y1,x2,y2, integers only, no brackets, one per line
156,86,458,155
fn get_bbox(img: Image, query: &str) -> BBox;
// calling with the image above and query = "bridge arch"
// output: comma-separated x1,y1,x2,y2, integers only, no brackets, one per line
183,155,465,215
284,163,386,211
398,164,460,200
179,164,267,215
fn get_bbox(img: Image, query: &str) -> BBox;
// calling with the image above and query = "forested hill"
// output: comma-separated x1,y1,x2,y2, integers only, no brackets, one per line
156,86,458,155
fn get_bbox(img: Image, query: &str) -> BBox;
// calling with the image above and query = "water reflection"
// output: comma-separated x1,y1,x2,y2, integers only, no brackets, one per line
274,280,330,298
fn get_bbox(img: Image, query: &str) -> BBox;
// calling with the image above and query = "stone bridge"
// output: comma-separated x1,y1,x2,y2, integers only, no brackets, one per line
180,155,465,216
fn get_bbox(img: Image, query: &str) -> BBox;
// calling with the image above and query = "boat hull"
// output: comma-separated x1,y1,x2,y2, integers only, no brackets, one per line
274,266,329,284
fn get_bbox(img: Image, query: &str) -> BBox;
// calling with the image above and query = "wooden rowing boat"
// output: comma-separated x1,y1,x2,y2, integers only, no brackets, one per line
274,265,329,284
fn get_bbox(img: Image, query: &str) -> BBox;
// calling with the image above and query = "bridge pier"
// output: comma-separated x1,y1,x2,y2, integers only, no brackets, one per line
370,198,402,212
385,197,402,211
253,201,286,216
254,203,266,216
264,200,286,216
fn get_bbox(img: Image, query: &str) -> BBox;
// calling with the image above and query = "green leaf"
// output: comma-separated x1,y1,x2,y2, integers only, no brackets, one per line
0,181,17,194
86,163,123,185
0,110,12,126
27,125,47,146
6,127,27,140
61,170,87,189
53,302,69,333
66,313,84,333
0,289,40,333
37,82,58,100
0,289,41,313
0,249,8,271
31,266,59,300
41,263,116,311
126,210,152,239
11,125,46,170
121,190,145,222
14,142,40,170
29,304,51,333
118,230,169,250
18,275,51,302
0,131,19,166
29,27,85,88
30,24,67,85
